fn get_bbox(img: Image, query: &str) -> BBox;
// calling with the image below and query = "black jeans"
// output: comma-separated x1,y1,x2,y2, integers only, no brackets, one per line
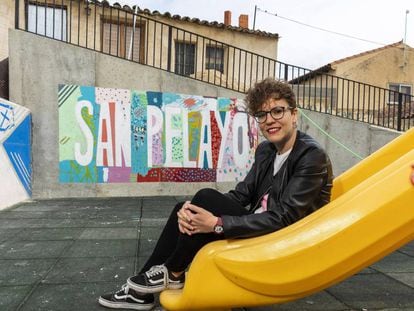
139,188,249,273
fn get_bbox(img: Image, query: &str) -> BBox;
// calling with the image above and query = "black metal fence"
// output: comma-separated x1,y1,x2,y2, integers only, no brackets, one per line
15,0,413,131
0,58,9,100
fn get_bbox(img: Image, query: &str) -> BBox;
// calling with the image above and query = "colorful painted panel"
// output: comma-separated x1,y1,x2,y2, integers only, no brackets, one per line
59,85,258,183
0,98,32,209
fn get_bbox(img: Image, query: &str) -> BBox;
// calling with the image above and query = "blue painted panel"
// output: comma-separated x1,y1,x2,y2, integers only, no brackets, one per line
3,114,32,196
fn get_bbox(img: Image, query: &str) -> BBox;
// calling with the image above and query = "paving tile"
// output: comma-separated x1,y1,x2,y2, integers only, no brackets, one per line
142,205,175,218
86,216,139,227
16,228,84,241
327,273,414,310
139,226,163,240
243,291,347,310
0,228,23,243
398,240,414,257
138,237,157,258
20,281,125,311
0,259,56,286
135,256,151,274
142,197,177,207
386,272,414,288
140,218,168,227
43,257,135,284
62,240,137,258
25,218,89,228
2,197,413,311
11,205,66,212
0,285,31,311
0,211,51,219
0,240,72,259
1,209,97,219
371,251,414,273
0,219,35,229
79,228,138,240
94,209,141,219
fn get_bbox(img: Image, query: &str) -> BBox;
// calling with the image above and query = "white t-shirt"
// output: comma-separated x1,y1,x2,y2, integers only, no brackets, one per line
254,148,292,214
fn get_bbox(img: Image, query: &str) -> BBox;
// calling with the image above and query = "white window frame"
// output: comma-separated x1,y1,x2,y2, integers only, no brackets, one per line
205,45,225,73
174,41,196,76
27,3,67,41
388,83,412,105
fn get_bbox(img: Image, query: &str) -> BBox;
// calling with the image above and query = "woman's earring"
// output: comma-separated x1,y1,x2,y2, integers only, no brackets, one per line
293,121,297,128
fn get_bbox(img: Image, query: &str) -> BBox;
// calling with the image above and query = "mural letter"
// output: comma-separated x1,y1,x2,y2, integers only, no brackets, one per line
74,100,94,166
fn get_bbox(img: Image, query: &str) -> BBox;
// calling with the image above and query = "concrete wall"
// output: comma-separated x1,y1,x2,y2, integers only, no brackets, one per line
0,97,32,210
297,110,400,177
9,29,401,199
9,29,243,199
0,0,14,61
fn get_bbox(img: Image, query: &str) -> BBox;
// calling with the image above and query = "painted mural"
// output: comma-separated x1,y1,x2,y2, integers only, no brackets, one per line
59,85,258,183
0,98,32,209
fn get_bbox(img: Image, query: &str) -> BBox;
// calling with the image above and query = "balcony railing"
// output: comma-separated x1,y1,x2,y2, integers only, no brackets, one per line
15,0,413,131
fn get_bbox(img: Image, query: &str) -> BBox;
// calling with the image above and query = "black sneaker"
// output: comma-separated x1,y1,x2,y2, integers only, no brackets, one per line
98,284,155,310
127,264,185,293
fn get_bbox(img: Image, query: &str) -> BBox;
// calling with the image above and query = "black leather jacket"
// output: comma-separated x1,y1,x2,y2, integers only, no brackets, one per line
222,130,333,239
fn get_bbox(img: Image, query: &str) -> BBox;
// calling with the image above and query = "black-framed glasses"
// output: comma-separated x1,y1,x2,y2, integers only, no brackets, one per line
253,106,293,123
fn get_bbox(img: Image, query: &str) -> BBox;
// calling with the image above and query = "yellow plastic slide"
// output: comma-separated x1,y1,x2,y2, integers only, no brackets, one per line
160,128,414,311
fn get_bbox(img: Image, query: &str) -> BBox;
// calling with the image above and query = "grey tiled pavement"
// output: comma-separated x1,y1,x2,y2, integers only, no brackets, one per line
0,197,413,311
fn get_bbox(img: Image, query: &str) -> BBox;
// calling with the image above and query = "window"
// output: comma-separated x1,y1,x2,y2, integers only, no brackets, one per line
27,3,67,41
205,46,224,73
102,21,144,62
175,42,196,76
388,83,412,105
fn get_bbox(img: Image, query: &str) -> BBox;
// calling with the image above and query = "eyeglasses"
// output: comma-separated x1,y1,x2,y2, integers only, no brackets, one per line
253,106,293,123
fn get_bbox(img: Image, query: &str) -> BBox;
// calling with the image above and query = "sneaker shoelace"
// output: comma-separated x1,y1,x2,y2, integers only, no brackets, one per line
145,265,168,284
116,284,129,295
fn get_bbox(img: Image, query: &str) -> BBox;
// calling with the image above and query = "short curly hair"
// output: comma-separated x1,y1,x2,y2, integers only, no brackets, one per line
245,78,296,114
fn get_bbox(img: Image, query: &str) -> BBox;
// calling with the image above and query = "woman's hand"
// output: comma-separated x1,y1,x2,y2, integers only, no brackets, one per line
177,202,219,235
185,204,218,234
177,201,195,235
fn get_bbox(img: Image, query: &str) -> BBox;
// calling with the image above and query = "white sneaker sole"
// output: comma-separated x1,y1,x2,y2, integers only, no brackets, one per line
98,297,155,310
126,278,184,294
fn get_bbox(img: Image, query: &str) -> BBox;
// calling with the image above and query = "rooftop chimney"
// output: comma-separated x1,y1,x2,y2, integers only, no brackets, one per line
238,14,248,29
224,10,232,26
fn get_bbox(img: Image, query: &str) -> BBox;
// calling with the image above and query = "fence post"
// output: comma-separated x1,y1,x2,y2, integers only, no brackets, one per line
15,0,20,29
284,64,289,81
167,26,172,72
397,92,403,131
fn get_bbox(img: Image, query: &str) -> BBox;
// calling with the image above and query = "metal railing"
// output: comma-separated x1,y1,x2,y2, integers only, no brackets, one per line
15,0,413,131
0,58,9,100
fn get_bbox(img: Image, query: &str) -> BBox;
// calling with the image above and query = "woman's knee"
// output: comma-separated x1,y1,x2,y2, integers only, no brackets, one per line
191,188,221,206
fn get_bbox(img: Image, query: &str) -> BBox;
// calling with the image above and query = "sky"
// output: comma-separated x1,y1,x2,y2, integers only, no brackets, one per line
111,0,413,70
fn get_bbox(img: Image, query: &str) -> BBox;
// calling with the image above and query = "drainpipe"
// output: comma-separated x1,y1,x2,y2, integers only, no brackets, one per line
128,4,139,60
403,10,409,70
